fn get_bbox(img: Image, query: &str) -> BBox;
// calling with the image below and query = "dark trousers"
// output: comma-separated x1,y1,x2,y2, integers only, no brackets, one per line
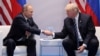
62,38,99,56
3,36,36,56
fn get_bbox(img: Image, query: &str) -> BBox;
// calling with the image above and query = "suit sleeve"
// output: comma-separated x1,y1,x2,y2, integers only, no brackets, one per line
84,16,96,44
14,17,41,35
29,18,39,28
54,19,68,39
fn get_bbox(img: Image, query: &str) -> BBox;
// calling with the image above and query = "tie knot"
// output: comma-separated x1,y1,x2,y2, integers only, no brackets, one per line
27,19,29,22
72,18,75,24
73,18,75,21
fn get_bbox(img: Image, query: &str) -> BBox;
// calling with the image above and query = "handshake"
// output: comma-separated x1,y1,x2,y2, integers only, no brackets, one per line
25,30,54,38
42,30,53,36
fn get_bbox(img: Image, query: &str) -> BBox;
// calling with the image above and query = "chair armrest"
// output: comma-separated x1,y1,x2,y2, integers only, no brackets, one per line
0,31,3,56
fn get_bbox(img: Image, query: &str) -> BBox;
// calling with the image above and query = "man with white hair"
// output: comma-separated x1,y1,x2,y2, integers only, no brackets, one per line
45,3,99,56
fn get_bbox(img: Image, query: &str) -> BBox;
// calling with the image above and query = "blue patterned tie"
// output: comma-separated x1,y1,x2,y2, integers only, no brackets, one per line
72,19,79,48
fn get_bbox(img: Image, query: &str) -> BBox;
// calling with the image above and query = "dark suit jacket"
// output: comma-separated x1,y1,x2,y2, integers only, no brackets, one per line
54,13,97,45
4,13,41,41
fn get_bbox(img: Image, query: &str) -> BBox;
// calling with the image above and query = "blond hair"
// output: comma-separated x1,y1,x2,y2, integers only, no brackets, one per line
65,3,79,12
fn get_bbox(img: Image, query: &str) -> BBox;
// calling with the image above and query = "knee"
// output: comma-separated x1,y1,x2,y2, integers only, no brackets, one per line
28,39,36,45
62,39,71,47
90,39,99,47
7,39,15,44
5,39,16,47
30,39,36,43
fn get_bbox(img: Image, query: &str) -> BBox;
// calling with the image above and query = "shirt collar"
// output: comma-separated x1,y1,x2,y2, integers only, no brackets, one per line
22,13,28,21
75,13,79,20
24,16,28,21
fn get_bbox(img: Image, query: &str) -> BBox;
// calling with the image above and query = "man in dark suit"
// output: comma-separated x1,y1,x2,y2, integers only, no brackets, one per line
3,4,48,56
44,3,99,56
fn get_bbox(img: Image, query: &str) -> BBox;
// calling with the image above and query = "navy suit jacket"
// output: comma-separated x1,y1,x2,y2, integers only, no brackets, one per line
54,13,97,45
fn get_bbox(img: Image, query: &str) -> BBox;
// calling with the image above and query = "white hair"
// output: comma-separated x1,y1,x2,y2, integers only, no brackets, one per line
22,4,32,12
65,3,79,12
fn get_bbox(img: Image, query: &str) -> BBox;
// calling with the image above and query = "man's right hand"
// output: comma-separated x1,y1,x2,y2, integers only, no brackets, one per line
42,30,53,36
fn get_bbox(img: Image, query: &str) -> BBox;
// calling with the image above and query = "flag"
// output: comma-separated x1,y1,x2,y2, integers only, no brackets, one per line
85,0,100,26
70,0,100,26
0,0,26,25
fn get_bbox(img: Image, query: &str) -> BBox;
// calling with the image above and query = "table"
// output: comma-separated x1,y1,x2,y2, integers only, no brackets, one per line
40,39,65,56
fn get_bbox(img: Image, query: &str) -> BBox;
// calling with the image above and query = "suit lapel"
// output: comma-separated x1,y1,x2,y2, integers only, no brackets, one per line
67,18,76,33
78,13,82,30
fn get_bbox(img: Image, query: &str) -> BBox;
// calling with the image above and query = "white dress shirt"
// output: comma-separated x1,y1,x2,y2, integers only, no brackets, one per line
75,13,83,41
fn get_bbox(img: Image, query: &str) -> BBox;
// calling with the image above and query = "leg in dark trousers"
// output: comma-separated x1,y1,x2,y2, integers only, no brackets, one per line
3,36,36,56
62,39,77,56
26,39,36,56
87,38,99,56
16,35,36,56
23,35,36,56
3,39,16,56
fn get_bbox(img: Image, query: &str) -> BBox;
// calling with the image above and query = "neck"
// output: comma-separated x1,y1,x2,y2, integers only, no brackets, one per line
22,13,28,20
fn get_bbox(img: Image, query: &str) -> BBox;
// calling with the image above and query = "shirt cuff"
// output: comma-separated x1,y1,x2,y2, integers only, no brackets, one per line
52,32,55,38
41,30,44,33
82,43,87,48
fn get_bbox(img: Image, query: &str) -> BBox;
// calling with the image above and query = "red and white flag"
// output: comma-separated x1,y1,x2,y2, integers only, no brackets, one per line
0,0,26,25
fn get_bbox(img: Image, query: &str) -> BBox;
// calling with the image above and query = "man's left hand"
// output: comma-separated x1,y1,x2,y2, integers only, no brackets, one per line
25,31,31,38
78,45,85,53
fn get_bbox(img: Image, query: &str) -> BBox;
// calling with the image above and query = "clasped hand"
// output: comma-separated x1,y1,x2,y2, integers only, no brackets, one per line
25,30,53,38
42,30,53,36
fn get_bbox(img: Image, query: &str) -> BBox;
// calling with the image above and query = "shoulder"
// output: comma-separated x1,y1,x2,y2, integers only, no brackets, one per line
80,13,91,19
79,13,92,22
15,13,24,19
13,13,25,21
